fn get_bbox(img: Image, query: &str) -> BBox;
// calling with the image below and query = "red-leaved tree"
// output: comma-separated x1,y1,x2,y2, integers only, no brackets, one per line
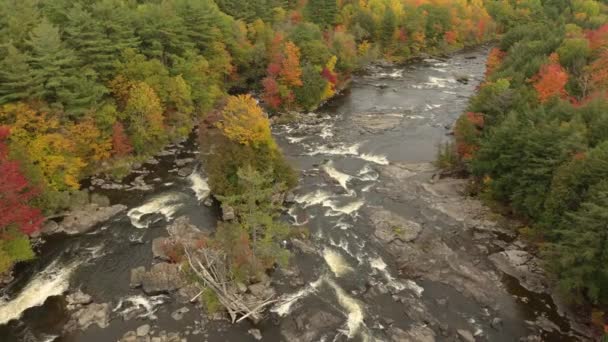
111,122,133,157
0,126,43,236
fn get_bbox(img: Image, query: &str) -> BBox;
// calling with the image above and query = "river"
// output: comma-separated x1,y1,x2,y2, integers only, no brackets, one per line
0,46,585,342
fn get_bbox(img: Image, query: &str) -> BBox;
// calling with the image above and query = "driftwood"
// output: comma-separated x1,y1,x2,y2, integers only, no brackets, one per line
183,247,277,323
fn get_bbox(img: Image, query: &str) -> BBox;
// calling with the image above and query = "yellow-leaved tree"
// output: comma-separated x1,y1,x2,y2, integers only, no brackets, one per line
216,95,273,148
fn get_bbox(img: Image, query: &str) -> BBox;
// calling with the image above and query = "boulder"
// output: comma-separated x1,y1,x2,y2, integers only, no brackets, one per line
136,324,151,337
41,220,60,235
141,263,186,295
221,205,235,221
66,303,110,331
152,237,170,261
370,208,422,244
248,329,262,340
177,165,194,177
457,329,475,342
58,204,127,235
66,290,92,309
175,158,194,167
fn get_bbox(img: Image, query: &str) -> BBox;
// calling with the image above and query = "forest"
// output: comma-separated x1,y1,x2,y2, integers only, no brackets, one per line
446,0,608,314
0,0,493,278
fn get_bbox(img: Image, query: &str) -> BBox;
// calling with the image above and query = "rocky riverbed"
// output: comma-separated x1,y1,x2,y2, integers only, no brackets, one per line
0,46,592,342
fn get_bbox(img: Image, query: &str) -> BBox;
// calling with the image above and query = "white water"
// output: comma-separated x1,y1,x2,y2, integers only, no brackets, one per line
127,192,186,228
323,248,353,277
307,143,360,157
113,294,169,320
0,259,81,325
358,153,389,165
357,164,379,181
272,277,324,317
294,189,335,208
325,278,366,339
323,162,352,190
326,199,364,216
188,171,210,202
426,76,457,88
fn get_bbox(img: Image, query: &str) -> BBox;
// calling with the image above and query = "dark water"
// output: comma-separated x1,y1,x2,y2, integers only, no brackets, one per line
0,47,584,342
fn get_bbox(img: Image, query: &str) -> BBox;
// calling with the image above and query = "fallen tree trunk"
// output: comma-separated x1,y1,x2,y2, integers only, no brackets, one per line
183,247,277,323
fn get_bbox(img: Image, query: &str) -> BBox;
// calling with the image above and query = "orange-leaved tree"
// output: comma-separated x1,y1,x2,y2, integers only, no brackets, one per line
533,53,569,103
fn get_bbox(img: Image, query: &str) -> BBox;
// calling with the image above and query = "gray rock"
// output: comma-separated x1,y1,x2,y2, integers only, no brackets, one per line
152,237,170,261
203,198,213,207
137,324,151,337
121,331,137,342
248,329,262,340
388,325,436,342
221,205,235,221
489,250,547,293
177,165,194,177
248,283,276,300
66,290,92,308
281,310,342,342
66,303,110,331
41,220,60,235
457,329,475,342
370,208,422,244
58,204,127,235
130,266,146,288
171,307,190,321
175,158,194,167
141,263,186,294
90,193,111,207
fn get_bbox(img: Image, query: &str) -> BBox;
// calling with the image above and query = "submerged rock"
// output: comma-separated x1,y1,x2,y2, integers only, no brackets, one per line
177,165,194,177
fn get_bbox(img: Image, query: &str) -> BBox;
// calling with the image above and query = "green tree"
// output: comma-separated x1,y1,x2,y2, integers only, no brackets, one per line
0,44,39,104
217,165,290,273
306,0,338,29
546,180,608,304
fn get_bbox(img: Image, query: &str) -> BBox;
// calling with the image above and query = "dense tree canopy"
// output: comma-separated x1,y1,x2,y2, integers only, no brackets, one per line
447,0,608,313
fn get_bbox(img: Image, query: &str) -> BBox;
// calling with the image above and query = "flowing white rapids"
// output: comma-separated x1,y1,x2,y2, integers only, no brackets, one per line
272,277,324,317
113,294,169,320
323,248,353,277
273,276,368,340
369,256,423,295
325,278,367,339
127,192,186,228
358,153,389,165
323,162,352,190
188,171,210,202
426,76,457,88
0,259,82,325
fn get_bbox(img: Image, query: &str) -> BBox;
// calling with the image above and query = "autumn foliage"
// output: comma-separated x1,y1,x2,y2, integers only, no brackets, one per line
533,54,569,103
454,112,484,160
485,48,506,78
216,95,273,147
0,127,43,236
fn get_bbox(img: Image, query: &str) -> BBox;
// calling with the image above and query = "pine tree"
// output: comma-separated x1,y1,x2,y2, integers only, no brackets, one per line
549,180,608,304
0,44,40,104
306,0,338,29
